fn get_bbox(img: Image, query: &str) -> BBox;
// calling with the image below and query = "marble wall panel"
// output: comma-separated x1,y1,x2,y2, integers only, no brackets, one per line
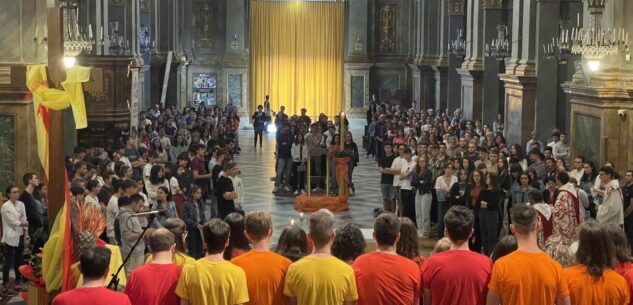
573,113,601,166
0,115,16,195
228,73,243,107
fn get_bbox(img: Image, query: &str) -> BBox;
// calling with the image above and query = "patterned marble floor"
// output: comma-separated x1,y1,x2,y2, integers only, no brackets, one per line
234,122,382,242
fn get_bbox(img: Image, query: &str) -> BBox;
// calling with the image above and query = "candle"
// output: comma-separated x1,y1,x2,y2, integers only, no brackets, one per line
100,26,104,40
339,112,345,151
626,33,628,46
577,13,580,27
35,25,38,38
290,219,295,226
88,24,93,39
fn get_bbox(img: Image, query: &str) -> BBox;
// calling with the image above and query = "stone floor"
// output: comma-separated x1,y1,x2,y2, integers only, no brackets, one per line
234,123,382,242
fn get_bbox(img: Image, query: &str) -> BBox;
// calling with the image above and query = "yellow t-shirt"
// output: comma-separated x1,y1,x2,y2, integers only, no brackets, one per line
145,252,196,266
175,258,249,305
284,256,358,305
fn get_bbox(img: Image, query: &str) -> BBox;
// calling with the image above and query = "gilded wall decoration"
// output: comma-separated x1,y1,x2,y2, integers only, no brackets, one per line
481,0,503,9
140,0,153,11
379,5,396,52
195,3,214,49
448,0,465,15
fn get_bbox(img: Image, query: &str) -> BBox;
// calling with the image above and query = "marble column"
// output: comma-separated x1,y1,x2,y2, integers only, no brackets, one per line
447,0,465,112
500,0,538,145
459,0,485,121
534,0,562,138
431,0,449,111
482,0,503,124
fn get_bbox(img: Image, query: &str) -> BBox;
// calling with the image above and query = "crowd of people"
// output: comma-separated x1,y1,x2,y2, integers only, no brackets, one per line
1,100,633,305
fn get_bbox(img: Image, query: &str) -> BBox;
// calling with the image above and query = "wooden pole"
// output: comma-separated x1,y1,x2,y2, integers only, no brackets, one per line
46,3,67,231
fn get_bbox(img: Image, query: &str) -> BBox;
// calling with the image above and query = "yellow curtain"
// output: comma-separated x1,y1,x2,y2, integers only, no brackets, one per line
249,1,344,118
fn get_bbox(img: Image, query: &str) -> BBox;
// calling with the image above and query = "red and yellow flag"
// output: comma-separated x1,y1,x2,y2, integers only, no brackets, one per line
26,64,90,292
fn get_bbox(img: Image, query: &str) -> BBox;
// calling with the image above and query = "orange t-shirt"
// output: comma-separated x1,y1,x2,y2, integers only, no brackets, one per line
231,250,292,305
488,250,569,305
564,265,629,305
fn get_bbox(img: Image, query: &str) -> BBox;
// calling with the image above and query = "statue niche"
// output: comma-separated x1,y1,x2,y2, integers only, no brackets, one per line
379,5,396,52
195,3,215,49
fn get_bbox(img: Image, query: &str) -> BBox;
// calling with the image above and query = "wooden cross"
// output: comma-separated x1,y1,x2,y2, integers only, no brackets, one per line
46,1,67,231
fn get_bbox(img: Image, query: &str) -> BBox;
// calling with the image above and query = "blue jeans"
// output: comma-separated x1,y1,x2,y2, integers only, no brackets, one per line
275,158,293,187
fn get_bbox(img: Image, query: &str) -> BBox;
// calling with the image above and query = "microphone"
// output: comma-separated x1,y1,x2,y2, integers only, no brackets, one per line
131,210,167,217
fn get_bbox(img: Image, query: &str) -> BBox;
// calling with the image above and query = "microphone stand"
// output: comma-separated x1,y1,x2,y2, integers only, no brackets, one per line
107,213,157,291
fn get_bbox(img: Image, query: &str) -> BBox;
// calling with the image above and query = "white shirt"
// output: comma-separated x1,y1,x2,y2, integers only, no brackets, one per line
119,155,131,168
106,195,119,239
398,159,417,190
1,200,27,247
85,194,101,210
570,169,584,183
391,157,406,187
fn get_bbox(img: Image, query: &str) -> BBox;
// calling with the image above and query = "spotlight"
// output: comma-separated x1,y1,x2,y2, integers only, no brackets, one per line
63,56,76,68
267,124,277,133
587,60,600,72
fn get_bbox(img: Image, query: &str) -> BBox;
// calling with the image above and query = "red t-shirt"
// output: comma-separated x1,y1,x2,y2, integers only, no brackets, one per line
124,263,183,305
52,287,131,305
615,262,633,276
352,251,422,305
191,156,208,187
421,250,492,305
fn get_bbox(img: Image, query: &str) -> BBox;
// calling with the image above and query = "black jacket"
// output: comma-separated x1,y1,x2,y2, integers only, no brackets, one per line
411,167,434,195
450,182,471,207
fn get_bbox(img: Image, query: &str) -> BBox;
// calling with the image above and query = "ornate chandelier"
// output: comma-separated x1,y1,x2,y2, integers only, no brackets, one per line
449,28,466,58
485,25,510,60
63,3,94,57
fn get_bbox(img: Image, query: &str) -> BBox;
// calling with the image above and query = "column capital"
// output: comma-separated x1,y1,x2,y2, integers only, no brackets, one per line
447,0,465,15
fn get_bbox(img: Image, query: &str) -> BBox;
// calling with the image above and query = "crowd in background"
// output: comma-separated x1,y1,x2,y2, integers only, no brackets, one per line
1,99,632,305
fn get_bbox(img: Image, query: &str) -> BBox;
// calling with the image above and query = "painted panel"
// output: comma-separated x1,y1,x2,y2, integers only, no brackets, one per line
228,74,243,107
0,115,16,195
351,75,364,108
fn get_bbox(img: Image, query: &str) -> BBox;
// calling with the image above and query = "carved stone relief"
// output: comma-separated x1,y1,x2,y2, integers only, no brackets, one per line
379,5,396,52
448,0,465,15
481,0,502,9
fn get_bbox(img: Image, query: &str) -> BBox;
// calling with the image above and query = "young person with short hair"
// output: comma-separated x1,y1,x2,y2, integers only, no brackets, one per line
231,211,292,305
284,209,358,305
486,204,570,305
52,246,131,305
353,213,421,305
175,219,249,305
422,206,492,305
125,228,182,305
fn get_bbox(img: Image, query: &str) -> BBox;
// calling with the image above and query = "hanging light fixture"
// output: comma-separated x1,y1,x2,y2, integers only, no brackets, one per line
449,28,467,58
62,1,94,66
485,25,511,60
569,0,628,69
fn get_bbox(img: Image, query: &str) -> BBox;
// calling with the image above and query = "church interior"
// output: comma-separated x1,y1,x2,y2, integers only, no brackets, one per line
1,0,633,304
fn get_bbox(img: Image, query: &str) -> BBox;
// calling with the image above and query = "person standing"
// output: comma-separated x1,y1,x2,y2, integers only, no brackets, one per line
422,206,492,305
477,173,504,256
232,211,292,305
284,209,358,305
398,148,417,226
19,173,43,245
353,213,421,305
52,247,132,305
175,219,249,305
486,204,570,305
291,133,309,195
2,185,29,293
564,220,629,305
596,166,624,226
378,143,396,213
411,155,434,237
274,123,294,193
125,229,182,305
544,172,582,267
264,95,272,132
216,160,239,220
183,186,206,259
117,195,146,277
622,170,633,252
252,105,266,148
435,164,457,238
